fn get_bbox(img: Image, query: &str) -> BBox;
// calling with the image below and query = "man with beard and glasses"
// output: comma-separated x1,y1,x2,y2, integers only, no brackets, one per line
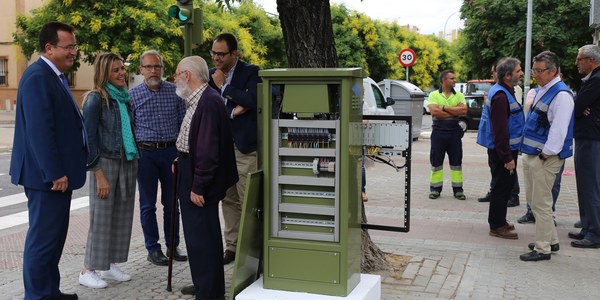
174,56,238,300
129,50,187,266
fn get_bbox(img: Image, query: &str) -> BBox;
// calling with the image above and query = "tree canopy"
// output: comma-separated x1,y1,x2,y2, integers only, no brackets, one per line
459,0,592,88
14,0,464,91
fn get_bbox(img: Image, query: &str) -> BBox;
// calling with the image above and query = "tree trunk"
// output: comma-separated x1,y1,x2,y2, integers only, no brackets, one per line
276,0,390,273
276,0,338,68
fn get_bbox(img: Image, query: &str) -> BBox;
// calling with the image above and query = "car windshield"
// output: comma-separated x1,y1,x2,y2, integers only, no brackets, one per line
468,82,493,95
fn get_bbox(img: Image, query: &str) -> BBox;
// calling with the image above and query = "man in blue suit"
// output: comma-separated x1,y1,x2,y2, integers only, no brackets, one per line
208,33,261,265
10,22,87,300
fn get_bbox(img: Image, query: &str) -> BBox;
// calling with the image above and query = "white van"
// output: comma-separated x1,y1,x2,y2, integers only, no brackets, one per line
363,77,395,116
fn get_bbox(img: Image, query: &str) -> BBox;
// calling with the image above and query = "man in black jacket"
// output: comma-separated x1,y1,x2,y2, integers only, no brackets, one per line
208,33,261,264
571,44,600,248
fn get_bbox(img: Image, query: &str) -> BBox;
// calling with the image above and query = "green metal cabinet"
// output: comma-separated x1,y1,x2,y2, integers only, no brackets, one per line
258,68,363,296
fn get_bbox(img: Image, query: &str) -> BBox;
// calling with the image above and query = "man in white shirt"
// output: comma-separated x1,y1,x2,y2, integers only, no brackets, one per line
520,51,574,261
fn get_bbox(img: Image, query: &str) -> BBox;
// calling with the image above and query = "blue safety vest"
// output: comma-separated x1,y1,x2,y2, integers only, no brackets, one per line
476,84,524,150
520,81,574,159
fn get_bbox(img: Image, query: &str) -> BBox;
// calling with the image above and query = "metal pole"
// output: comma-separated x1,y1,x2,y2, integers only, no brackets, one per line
523,0,533,99
406,67,409,82
443,11,460,41
184,24,192,57
166,160,179,292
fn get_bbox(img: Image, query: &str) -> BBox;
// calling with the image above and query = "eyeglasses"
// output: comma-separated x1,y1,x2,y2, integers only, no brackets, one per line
53,44,78,51
532,68,549,74
209,50,230,58
576,57,590,62
174,70,188,79
141,65,164,71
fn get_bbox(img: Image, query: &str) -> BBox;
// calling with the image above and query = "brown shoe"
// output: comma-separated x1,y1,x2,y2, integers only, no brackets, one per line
505,223,515,231
223,250,236,265
490,226,518,239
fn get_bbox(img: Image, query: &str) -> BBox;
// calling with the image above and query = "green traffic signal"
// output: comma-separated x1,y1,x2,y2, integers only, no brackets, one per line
168,0,193,23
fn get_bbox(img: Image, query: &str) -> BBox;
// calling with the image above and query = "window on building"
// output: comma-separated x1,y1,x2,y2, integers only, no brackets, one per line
0,57,7,86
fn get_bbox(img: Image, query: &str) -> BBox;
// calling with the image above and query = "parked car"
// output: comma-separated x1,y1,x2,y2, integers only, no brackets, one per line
458,95,485,132
363,77,395,116
465,79,494,96
423,92,430,115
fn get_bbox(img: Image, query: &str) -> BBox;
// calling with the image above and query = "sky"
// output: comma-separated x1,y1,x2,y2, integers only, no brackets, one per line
251,0,465,36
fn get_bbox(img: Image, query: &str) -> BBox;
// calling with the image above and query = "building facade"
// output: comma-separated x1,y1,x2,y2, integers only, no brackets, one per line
0,0,93,110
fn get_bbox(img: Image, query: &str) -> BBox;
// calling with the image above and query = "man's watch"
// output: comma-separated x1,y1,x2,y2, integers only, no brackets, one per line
538,153,548,161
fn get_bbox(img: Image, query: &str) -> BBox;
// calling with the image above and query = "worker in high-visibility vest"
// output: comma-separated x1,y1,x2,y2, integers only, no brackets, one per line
427,70,467,200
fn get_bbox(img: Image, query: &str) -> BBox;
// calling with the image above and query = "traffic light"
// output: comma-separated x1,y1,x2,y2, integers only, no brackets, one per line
168,0,193,24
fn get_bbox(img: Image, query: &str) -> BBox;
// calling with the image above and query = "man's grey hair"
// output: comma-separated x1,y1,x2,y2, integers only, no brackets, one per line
495,57,520,82
179,56,209,83
533,50,559,75
579,44,600,63
139,49,163,66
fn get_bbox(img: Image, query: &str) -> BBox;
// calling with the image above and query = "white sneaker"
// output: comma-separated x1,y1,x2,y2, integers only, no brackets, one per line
100,263,131,282
79,270,108,288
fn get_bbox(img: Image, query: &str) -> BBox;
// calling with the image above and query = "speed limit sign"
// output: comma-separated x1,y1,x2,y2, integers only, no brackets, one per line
398,48,416,67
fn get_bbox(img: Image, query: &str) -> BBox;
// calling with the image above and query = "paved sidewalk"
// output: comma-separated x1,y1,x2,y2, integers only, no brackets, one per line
0,111,15,152
1,111,599,299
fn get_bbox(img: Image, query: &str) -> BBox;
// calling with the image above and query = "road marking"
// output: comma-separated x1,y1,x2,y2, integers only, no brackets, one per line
0,196,89,230
0,193,27,208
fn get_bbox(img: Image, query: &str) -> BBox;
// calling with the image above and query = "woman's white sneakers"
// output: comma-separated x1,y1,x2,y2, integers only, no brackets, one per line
79,264,130,288
100,264,131,282
79,270,108,289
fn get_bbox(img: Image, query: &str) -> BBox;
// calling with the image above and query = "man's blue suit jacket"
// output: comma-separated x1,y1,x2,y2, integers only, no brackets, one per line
10,58,87,191
209,60,261,154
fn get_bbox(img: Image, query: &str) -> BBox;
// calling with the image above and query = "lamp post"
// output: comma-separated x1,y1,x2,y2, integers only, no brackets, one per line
443,11,460,41
523,0,533,100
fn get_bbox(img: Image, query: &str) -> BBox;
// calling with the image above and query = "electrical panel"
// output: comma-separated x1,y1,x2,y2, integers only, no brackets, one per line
258,68,363,297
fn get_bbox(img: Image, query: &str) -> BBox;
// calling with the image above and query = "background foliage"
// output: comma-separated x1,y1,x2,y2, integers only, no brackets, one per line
12,0,596,90
459,0,593,89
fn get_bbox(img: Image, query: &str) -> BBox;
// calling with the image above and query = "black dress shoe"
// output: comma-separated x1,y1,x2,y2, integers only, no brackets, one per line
167,247,188,261
568,230,585,240
528,242,559,252
574,220,582,228
517,213,535,224
520,250,551,261
507,195,520,207
52,293,78,300
60,293,78,300
571,239,600,248
147,249,169,266
477,193,491,202
223,249,236,265
181,285,195,295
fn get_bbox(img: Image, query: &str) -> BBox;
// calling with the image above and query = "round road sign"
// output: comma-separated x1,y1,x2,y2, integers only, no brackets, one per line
398,48,416,67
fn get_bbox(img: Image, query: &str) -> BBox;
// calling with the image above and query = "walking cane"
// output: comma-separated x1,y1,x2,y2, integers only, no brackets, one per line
167,159,178,292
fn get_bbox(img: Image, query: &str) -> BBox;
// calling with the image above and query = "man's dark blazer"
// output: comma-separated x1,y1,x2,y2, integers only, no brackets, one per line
188,87,239,205
209,59,261,154
10,58,87,190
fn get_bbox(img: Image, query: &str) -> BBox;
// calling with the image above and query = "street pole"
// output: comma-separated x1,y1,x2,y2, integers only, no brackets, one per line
523,0,533,100
443,11,460,41
184,24,192,57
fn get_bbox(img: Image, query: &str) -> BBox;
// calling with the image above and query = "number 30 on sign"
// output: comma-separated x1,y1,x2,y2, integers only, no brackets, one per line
398,48,416,67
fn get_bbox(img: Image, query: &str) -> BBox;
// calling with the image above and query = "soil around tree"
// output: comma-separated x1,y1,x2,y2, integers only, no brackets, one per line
371,253,411,280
